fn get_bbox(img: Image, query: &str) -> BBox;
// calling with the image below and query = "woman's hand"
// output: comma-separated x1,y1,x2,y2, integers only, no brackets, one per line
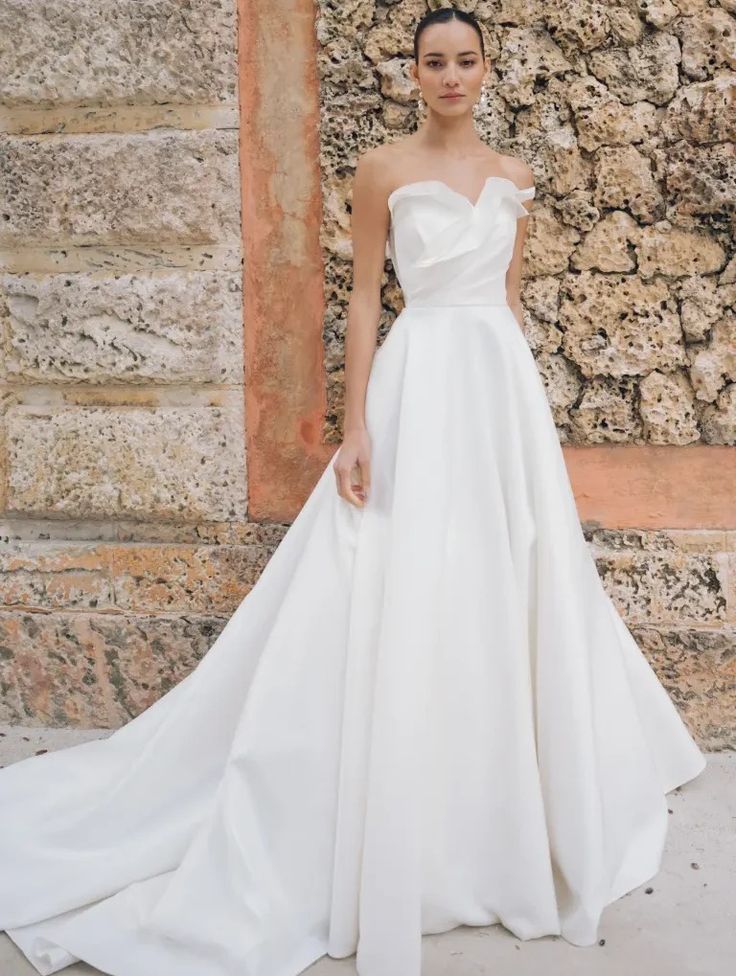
333,427,372,508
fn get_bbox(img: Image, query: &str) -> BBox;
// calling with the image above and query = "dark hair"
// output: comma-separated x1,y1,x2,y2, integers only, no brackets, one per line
413,6,485,62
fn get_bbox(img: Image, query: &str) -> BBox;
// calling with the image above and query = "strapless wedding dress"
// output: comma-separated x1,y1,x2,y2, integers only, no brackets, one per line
0,175,707,976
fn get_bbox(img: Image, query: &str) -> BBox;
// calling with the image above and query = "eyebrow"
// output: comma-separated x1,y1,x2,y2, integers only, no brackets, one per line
423,51,479,57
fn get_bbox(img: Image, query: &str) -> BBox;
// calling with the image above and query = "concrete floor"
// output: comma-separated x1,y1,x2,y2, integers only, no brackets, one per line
1,726,734,976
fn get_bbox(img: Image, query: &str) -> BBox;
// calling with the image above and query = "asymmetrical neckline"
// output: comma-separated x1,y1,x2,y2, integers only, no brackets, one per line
387,175,522,212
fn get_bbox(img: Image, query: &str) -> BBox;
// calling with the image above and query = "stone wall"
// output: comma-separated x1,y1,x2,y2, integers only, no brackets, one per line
315,0,735,748
0,0,733,748
0,0,291,728
317,0,735,447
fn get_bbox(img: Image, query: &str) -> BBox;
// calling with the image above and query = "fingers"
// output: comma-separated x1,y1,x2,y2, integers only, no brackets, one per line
360,456,371,499
332,459,368,508
333,461,361,507
346,462,367,506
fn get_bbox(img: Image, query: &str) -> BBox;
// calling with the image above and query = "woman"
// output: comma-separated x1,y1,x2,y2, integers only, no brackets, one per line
0,8,707,976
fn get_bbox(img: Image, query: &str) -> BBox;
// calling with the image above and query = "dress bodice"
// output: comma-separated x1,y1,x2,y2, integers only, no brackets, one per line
387,176,535,308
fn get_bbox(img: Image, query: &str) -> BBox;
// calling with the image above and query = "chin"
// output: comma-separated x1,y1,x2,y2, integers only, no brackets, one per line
436,98,467,111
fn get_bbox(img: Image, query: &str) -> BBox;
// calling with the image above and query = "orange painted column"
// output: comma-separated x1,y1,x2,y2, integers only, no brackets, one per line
237,0,736,530
238,0,334,522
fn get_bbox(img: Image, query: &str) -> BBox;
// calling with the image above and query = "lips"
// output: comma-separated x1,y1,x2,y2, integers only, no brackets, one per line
441,94,464,99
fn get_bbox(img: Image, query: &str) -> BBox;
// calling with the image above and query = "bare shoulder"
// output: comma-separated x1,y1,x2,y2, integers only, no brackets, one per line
353,143,401,197
494,152,535,190
354,137,423,196
354,144,386,179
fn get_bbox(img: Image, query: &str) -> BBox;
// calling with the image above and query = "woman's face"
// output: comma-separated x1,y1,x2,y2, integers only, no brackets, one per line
412,19,487,116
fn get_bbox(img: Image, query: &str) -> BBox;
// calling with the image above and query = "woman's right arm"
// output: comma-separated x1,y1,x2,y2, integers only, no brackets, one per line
333,149,391,508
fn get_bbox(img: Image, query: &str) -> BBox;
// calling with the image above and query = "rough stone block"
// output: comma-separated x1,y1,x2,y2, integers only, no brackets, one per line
1,271,243,385
631,625,736,751
587,32,680,105
689,312,736,403
525,207,581,275
675,7,736,80
572,211,641,273
664,141,736,220
636,222,727,278
591,537,727,625
0,610,226,727
0,542,113,610
593,145,663,222
567,75,660,152
560,271,685,378
701,383,736,444
678,276,736,343
639,369,700,444
6,404,247,522
110,544,272,613
495,27,572,109
663,76,736,145
0,0,237,106
535,352,582,428
0,130,240,246
569,376,642,443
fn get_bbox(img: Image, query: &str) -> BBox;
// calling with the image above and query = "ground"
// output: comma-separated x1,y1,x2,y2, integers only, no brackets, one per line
1,727,734,976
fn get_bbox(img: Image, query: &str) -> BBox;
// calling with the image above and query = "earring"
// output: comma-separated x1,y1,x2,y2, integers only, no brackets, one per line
417,91,425,114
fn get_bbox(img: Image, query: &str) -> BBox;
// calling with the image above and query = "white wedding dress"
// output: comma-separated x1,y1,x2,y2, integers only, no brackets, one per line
0,175,707,976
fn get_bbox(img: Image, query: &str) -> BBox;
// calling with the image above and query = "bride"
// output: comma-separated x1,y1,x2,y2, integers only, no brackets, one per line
0,7,707,976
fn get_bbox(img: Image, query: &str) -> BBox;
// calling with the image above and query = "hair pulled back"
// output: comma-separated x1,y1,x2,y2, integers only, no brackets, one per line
413,6,485,63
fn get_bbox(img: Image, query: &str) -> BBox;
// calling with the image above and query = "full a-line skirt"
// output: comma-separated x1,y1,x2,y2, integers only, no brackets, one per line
0,303,707,976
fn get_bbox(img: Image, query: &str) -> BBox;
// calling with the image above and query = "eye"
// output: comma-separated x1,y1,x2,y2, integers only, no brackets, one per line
426,59,442,68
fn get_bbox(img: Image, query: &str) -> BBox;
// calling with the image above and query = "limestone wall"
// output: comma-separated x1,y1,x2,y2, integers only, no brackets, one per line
317,0,735,447
0,0,290,728
0,0,733,747
315,0,735,748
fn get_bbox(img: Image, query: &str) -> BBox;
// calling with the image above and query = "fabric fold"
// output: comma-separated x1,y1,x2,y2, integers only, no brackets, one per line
0,173,706,976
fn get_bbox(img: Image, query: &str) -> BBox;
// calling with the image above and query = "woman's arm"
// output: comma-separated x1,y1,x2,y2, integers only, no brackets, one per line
333,149,391,508
505,163,535,333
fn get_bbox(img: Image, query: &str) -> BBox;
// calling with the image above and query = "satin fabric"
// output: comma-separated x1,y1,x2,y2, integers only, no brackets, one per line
0,176,706,976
